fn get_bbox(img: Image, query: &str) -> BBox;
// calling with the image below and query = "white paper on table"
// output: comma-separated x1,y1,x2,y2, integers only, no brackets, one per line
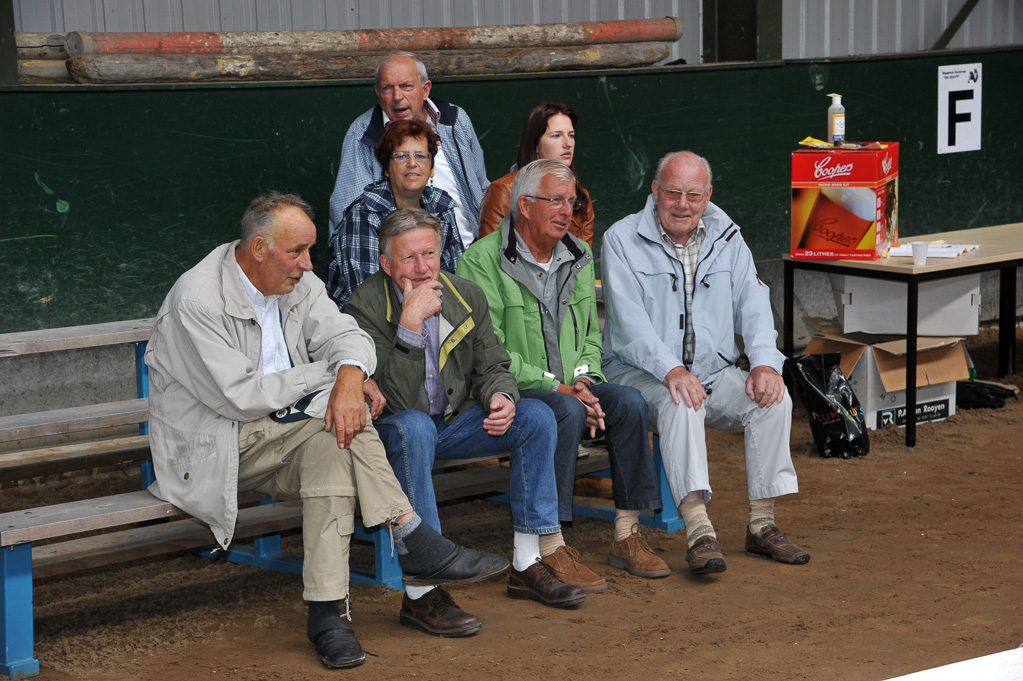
887,243,979,259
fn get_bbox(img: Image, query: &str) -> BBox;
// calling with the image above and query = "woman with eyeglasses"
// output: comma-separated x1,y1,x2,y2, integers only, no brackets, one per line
327,118,464,308
477,102,594,246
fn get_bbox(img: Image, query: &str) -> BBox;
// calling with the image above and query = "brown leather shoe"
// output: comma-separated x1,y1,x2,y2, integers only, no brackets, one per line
541,545,606,592
685,535,727,574
609,525,671,578
399,587,481,637
507,561,587,607
745,526,811,565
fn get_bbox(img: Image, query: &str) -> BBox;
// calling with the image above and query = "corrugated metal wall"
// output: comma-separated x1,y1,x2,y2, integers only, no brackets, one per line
782,0,1019,58
12,0,1022,64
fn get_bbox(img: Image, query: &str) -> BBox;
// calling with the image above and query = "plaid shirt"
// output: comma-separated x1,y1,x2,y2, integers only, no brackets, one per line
656,215,707,367
325,180,463,308
328,97,490,239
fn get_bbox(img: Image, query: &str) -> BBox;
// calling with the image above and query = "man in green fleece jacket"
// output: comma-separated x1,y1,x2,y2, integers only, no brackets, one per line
458,159,670,589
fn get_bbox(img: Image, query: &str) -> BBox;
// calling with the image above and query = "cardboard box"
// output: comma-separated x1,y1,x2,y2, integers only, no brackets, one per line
803,332,970,430
791,143,900,259
829,273,981,336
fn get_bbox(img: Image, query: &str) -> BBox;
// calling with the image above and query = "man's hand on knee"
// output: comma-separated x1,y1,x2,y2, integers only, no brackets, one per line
745,366,785,407
558,379,605,437
325,365,368,449
483,393,515,436
665,366,707,410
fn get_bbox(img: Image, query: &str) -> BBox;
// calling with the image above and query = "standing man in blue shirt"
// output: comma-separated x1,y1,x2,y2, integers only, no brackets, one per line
328,51,489,250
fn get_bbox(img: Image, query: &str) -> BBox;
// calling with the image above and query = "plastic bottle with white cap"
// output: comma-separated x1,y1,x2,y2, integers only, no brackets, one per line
827,93,846,145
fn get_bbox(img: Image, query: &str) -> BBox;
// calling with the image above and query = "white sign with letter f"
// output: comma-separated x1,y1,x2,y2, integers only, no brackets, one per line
937,63,982,154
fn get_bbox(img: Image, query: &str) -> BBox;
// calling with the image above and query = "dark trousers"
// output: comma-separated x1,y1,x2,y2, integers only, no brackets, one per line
522,382,661,523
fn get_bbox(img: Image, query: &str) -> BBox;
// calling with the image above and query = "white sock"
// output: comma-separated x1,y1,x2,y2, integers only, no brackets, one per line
404,584,434,600
614,509,641,542
512,532,541,571
538,529,566,557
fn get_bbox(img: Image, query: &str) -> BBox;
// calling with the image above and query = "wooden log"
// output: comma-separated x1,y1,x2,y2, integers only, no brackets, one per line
15,32,67,59
65,18,682,56
17,59,72,83
66,43,670,84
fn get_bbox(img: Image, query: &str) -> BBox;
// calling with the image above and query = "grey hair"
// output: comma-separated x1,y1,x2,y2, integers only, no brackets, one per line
375,51,429,86
240,192,313,249
509,159,578,223
379,207,442,260
654,151,713,189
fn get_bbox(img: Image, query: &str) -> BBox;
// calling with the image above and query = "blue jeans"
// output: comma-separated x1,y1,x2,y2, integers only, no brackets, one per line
522,382,661,522
375,399,560,535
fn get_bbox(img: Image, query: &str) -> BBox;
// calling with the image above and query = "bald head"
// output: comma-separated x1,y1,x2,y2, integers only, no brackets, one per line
651,151,714,245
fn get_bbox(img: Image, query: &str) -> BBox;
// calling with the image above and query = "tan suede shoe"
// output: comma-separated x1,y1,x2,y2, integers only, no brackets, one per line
541,545,607,592
609,526,671,578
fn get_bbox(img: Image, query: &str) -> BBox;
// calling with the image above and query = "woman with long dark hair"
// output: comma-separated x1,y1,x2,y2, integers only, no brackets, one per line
477,102,593,246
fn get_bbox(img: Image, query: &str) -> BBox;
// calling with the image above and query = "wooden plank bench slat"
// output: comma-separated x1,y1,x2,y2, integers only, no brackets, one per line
0,398,149,444
0,435,150,480
0,318,154,357
0,489,267,547
33,500,303,579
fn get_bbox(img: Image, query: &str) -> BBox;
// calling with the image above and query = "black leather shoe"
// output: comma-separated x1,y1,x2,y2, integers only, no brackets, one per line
403,545,510,586
507,560,586,608
312,626,365,669
399,587,482,637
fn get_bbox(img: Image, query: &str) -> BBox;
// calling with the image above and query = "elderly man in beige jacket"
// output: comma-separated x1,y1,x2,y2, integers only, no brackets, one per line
145,192,507,670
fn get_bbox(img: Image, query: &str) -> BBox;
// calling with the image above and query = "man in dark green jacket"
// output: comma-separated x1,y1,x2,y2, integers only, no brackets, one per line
458,159,669,588
346,207,585,638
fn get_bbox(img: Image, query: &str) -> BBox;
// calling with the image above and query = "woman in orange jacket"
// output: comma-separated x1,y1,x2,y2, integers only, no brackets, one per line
477,102,594,246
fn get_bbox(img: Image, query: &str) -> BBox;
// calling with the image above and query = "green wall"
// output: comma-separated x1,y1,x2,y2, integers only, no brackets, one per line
1,46,1020,333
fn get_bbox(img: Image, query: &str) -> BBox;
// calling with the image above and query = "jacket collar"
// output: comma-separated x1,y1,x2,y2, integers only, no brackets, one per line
636,195,737,259
361,177,457,216
499,218,588,269
381,270,472,328
361,96,457,148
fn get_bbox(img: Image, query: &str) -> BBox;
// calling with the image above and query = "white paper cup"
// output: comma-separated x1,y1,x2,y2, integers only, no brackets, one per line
911,242,928,266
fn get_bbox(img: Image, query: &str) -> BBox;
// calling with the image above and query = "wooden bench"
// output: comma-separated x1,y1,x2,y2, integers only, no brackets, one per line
0,319,156,484
0,318,681,678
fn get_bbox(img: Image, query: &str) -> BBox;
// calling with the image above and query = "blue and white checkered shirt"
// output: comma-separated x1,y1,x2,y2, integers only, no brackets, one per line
325,180,464,309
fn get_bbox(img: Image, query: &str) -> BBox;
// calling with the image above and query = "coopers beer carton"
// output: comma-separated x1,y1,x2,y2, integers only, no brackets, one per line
791,143,900,259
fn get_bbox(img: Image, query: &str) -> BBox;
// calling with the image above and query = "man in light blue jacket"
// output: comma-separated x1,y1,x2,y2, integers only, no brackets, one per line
601,151,810,575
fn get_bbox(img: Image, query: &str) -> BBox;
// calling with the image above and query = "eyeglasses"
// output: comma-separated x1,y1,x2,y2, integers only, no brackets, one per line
657,185,708,203
390,151,432,163
524,194,582,211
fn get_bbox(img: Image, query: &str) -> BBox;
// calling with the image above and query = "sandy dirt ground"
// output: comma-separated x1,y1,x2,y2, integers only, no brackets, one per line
8,329,1022,681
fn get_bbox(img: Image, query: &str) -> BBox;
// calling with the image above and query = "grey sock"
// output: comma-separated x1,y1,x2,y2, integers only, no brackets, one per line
392,513,456,574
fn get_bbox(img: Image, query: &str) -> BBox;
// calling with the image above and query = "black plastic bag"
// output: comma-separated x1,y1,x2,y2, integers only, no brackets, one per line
785,353,869,459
